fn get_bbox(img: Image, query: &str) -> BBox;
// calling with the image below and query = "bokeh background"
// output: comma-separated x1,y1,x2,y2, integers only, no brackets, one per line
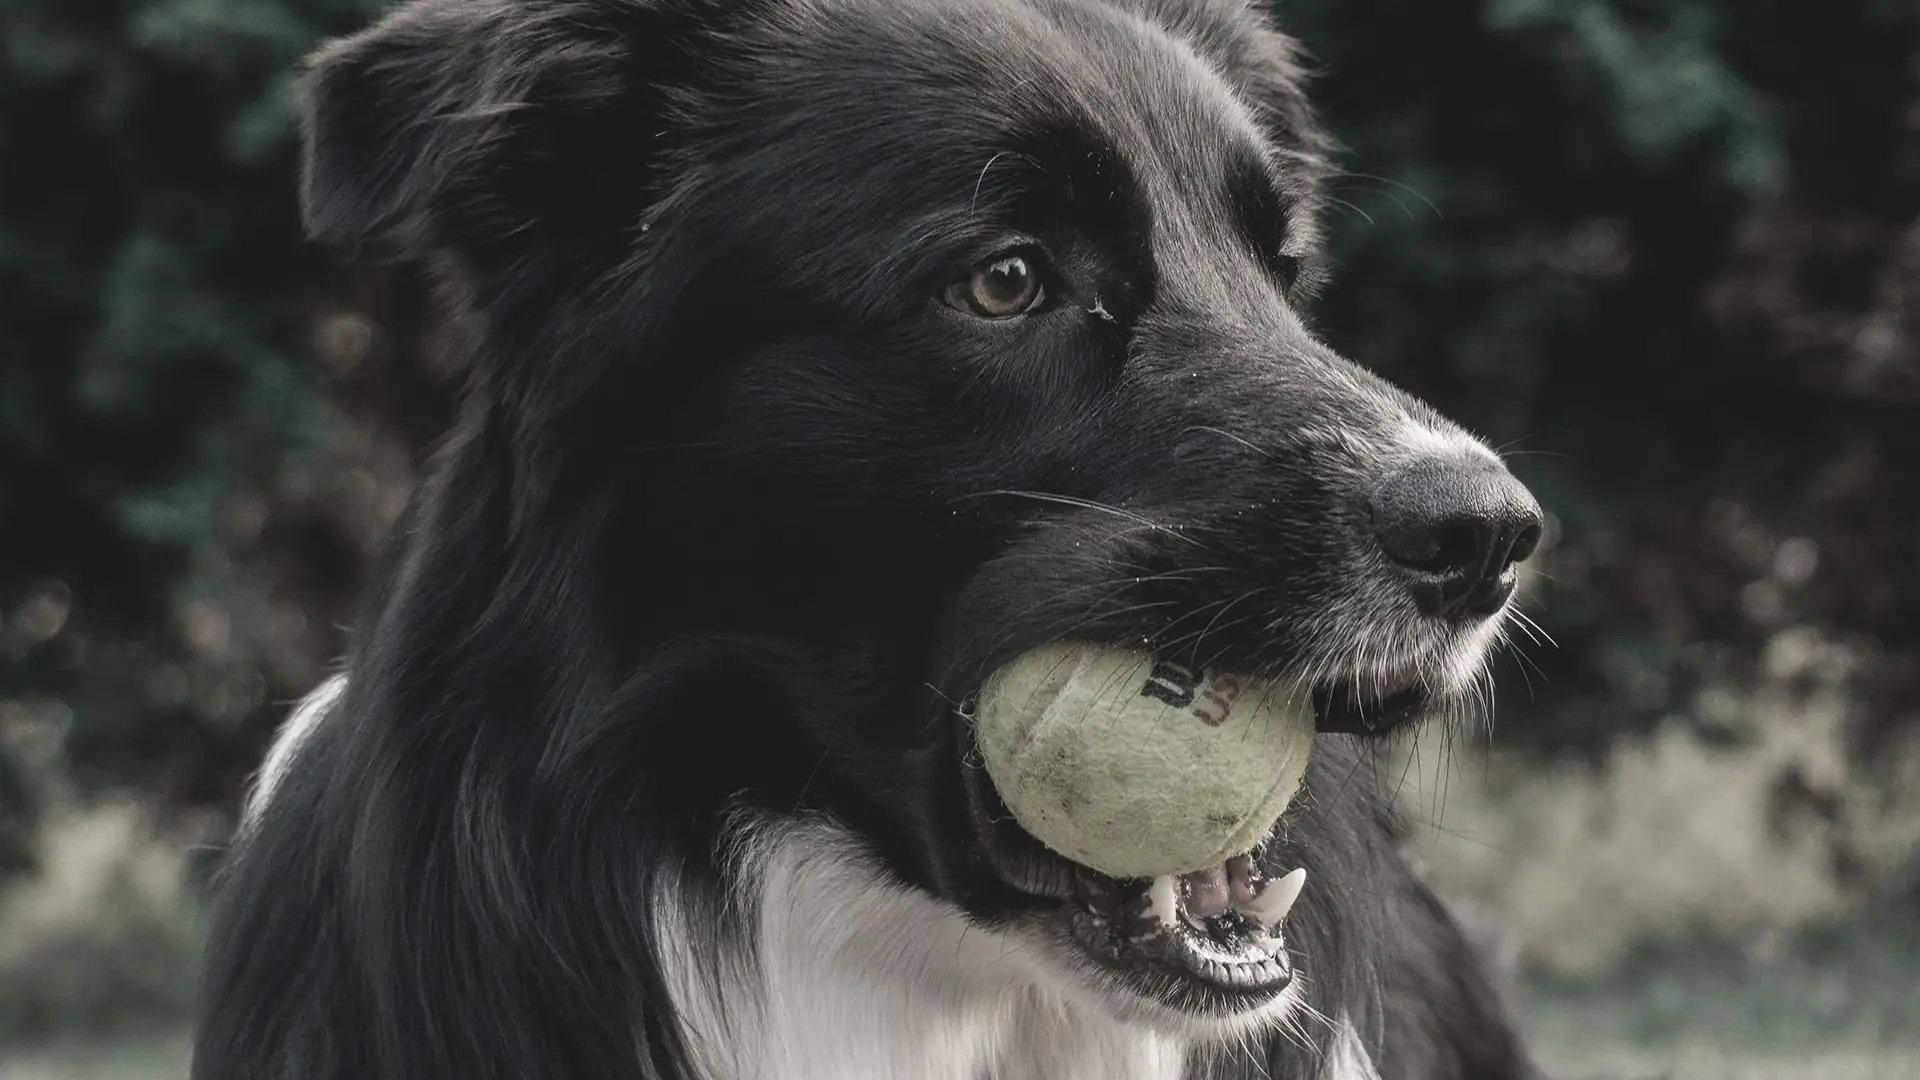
2,0,1918,1076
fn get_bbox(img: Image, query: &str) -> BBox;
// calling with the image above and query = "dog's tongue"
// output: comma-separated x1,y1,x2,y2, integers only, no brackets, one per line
1181,861,1233,918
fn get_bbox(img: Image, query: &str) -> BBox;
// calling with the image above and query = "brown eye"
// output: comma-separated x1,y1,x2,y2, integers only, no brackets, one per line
944,253,1045,318
1272,253,1302,292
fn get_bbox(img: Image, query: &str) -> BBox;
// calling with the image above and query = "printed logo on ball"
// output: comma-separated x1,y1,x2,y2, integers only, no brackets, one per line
1139,658,1246,728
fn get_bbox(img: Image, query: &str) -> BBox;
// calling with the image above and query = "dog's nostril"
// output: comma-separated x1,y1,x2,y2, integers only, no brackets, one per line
1505,521,1543,567
1413,521,1490,578
1369,459,1544,618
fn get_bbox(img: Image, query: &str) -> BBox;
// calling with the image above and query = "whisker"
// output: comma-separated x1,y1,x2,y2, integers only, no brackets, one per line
955,490,1206,550
1013,600,1186,655
970,150,1014,214
1188,588,1265,661
1183,425,1274,460
1508,607,1559,650
1488,431,1548,456
1325,169,1442,219
1499,631,1549,703
955,578,1172,662
1288,989,1337,1033
1324,194,1376,227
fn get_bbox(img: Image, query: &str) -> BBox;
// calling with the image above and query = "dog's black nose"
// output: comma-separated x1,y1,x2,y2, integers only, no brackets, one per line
1369,459,1543,618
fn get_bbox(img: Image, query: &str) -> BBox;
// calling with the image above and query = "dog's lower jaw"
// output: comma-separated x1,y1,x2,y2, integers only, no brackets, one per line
651,813,1357,1080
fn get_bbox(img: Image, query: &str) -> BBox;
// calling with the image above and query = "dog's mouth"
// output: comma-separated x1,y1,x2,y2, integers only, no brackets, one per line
1066,842,1305,995
1059,670,1437,995
954,662,1441,1007
955,715,1307,1003
1309,672,1431,735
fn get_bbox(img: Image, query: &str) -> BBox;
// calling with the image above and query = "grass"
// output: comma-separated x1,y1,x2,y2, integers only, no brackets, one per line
0,1034,189,1080
1520,894,1920,1079
6,924,1920,1079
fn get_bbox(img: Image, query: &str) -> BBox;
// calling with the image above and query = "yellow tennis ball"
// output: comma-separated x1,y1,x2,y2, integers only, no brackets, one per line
971,643,1315,880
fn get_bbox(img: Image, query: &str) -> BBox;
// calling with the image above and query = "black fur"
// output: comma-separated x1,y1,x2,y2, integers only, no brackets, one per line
194,1,1544,1076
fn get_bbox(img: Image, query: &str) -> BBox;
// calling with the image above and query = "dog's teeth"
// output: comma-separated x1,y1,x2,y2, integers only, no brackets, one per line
1238,866,1306,928
1145,875,1180,928
1182,864,1231,919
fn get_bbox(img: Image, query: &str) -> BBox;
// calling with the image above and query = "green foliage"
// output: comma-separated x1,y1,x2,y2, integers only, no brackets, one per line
1485,0,1785,195
0,0,384,870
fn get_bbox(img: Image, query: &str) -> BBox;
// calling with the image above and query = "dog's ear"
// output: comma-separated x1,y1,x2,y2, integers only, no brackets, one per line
1104,0,1333,190
300,0,695,261
1233,21,1334,186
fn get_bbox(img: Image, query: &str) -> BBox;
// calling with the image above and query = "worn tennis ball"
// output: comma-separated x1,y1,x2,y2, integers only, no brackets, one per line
971,643,1315,880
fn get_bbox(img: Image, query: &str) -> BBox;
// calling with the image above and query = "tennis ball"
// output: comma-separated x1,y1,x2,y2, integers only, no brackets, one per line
970,643,1314,880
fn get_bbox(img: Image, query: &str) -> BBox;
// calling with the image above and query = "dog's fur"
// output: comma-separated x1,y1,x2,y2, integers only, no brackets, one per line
192,1,1545,1077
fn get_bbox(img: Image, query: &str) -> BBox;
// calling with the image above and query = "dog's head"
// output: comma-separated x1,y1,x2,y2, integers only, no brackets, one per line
305,0,1539,1035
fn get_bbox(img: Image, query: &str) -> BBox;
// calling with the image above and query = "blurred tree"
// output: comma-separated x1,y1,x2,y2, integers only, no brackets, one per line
0,0,1914,897
0,0,439,879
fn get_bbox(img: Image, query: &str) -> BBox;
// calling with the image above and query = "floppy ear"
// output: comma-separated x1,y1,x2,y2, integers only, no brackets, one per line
1099,0,1333,204
300,0,690,265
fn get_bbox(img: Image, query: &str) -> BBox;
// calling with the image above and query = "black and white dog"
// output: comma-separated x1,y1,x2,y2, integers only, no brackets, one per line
194,0,1549,1076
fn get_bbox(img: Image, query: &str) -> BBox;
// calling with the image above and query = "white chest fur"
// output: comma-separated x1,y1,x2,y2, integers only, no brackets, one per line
655,817,1192,1080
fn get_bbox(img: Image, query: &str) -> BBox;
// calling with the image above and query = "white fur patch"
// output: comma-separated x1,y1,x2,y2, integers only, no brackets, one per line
1325,1015,1385,1080
1392,414,1503,468
654,814,1393,1079
656,815,1205,1080
242,673,346,830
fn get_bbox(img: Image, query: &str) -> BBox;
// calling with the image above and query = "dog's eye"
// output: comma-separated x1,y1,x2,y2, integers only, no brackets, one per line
1272,253,1302,292
944,252,1046,318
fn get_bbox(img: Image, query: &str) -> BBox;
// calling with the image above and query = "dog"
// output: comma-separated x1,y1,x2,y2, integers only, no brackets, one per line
192,0,1549,1077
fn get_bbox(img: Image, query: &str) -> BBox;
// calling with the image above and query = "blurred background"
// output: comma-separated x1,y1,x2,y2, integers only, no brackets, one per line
1,0,1917,1076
